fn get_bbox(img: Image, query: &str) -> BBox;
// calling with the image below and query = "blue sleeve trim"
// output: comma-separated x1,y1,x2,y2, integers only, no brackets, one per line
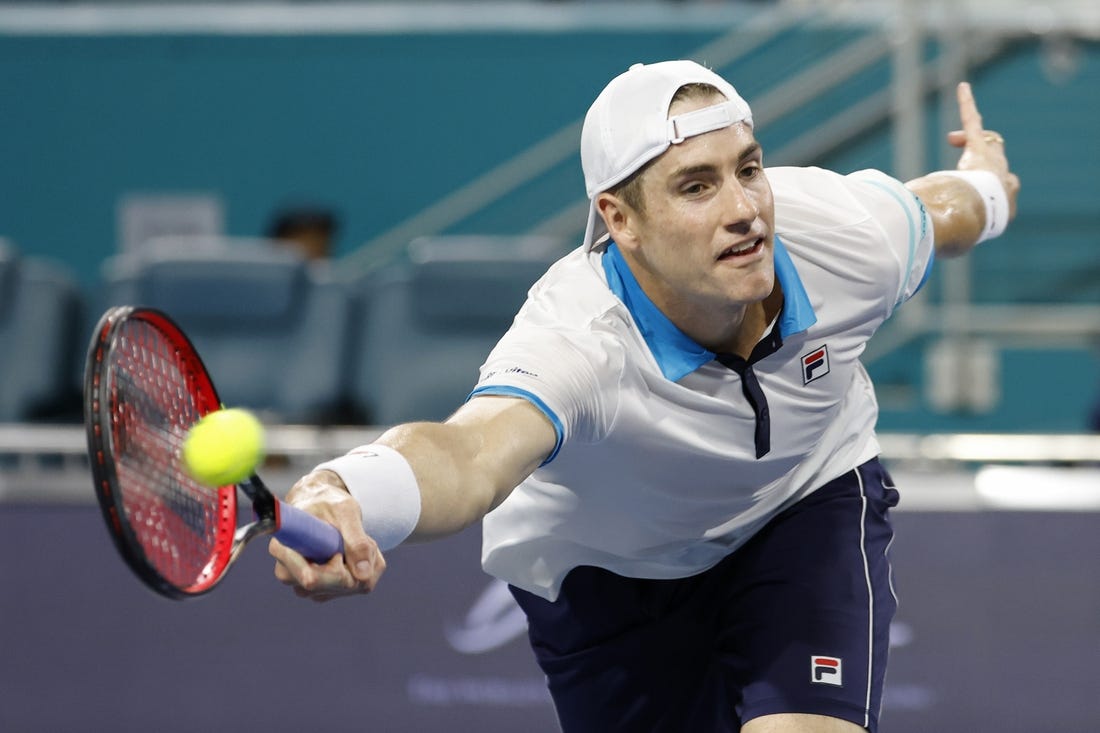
913,244,935,297
864,179,919,308
466,385,564,465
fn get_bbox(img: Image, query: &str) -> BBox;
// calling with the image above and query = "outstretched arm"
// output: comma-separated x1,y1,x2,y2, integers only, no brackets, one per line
905,81,1021,257
269,395,557,601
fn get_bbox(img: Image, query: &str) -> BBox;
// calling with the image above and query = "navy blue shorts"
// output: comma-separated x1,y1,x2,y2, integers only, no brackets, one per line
510,458,900,732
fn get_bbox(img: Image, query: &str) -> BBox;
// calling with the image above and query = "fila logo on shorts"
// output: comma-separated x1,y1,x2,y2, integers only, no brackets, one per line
811,656,843,686
801,345,830,385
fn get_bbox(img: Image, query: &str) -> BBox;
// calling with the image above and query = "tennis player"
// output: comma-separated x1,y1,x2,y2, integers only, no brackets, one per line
271,60,1019,732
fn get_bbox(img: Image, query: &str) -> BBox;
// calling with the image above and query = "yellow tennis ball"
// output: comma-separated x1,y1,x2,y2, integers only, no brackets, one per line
182,408,266,486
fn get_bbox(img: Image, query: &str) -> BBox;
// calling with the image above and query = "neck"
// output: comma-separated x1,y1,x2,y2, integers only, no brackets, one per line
722,285,783,358
634,269,784,358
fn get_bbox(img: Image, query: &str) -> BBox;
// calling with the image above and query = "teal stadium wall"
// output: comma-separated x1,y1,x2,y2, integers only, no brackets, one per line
1,27,1097,430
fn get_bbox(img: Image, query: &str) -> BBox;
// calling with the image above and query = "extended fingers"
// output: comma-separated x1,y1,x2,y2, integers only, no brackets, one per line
946,129,967,148
951,82,1008,153
948,129,1006,150
957,81,984,139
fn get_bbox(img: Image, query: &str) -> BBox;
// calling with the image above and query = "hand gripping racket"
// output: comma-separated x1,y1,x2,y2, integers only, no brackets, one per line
84,306,344,599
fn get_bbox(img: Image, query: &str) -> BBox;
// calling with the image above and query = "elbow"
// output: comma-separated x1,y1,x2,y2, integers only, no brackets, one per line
929,202,983,258
934,235,973,259
911,176,987,258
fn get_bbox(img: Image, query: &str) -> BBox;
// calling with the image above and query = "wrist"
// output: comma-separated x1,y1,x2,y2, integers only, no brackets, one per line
309,468,349,492
313,444,421,550
935,169,1008,243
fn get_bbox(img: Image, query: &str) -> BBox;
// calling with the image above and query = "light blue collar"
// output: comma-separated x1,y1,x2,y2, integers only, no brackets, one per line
602,237,816,381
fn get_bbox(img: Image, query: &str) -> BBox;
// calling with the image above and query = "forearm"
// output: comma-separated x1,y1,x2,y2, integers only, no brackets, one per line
271,420,500,599
273,397,554,600
311,422,494,547
315,396,554,546
373,421,503,541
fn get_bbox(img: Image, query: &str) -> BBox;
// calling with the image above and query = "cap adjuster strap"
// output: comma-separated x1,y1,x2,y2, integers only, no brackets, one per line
666,101,751,144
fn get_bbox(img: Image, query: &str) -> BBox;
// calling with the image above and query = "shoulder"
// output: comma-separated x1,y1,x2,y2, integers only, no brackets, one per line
477,249,631,444
516,245,633,338
486,246,633,382
768,166,934,315
768,166,908,229
768,166,926,248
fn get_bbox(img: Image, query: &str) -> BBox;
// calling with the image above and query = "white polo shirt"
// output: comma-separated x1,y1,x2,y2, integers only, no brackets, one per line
470,166,935,601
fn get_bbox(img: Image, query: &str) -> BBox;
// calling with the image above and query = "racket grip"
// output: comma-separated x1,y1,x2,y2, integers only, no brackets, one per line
274,500,345,562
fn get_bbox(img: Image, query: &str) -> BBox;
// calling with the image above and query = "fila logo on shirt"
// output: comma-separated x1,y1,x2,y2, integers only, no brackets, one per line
811,656,843,686
800,345,830,385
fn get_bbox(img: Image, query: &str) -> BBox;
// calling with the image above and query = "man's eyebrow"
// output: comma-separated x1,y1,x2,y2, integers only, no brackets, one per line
739,142,763,161
669,142,763,180
669,163,719,180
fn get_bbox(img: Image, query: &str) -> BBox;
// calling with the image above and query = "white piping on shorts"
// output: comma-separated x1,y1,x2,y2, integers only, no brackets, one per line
881,475,900,607
855,465,873,730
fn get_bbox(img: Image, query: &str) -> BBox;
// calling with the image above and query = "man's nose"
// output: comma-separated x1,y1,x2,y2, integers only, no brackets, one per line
719,180,759,229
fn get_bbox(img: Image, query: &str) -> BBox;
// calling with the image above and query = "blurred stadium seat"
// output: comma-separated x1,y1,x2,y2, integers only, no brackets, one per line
0,239,84,422
348,236,566,424
99,237,355,424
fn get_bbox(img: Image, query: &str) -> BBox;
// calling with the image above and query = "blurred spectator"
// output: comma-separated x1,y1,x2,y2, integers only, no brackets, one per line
265,205,339,261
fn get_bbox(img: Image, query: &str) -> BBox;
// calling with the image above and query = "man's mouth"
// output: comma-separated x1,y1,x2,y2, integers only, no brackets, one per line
717,237,764,261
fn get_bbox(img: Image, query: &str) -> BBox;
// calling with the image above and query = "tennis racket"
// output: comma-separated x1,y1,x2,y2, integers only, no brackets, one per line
84,305,344,599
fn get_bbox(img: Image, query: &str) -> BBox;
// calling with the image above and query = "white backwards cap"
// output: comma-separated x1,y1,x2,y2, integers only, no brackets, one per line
580,60,754,250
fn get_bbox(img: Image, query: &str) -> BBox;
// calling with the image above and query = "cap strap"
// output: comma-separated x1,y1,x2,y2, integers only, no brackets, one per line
666,100,750,144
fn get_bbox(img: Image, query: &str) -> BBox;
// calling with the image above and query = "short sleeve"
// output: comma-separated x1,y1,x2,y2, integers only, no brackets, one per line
847,169,936,313
467,325,623,463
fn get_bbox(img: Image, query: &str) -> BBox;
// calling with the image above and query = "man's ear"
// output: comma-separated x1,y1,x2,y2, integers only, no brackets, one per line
596,192,640,249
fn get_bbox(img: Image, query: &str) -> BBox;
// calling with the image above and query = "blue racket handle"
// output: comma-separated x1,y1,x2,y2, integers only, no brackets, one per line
274,500,345,562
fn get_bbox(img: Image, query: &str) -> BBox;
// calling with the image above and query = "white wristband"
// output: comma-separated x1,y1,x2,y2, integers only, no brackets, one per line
314,444,421,551
935,169,1009,243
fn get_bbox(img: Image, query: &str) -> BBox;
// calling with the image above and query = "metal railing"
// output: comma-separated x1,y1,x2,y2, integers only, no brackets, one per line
3,423,1097,509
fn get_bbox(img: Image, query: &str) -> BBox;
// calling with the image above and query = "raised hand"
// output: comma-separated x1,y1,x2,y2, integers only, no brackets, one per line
945,81,1020,219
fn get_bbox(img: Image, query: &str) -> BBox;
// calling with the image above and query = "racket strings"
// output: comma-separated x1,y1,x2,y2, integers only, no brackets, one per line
108,319,233,589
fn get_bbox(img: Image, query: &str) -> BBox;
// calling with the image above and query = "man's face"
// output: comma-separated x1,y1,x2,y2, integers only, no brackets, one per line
617,93,777,321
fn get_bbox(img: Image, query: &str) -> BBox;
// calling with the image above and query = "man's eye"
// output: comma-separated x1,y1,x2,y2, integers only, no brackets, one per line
741,164,761,179
682,183,706,195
